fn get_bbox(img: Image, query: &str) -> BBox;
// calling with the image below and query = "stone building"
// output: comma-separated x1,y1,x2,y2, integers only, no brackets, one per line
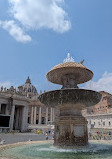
0,77,55,132
18,77,55,129
0,86,29,132
82,91,112,130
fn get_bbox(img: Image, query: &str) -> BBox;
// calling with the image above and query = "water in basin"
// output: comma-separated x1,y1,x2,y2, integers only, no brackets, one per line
1,142,112,159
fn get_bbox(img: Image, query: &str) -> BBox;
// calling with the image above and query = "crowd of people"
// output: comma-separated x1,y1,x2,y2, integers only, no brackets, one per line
31,128,112,141
88,131,112,140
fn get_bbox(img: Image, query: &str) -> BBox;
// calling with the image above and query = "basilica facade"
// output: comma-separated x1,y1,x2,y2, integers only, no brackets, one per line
0,85,29,132
0,77,55,132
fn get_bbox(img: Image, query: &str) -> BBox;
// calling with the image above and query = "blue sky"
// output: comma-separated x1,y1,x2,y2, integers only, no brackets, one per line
0,0,112,93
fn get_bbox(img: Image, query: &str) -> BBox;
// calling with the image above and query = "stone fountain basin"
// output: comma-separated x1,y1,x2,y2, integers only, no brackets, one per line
1,140,112,159
38,89,102,107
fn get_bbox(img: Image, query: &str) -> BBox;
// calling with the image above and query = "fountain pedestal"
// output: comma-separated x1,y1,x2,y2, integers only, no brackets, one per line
54,118,88,147
54,103,88,147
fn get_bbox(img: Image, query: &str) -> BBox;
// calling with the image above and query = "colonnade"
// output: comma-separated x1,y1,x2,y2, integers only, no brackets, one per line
30,106,55,125
0,103,28,132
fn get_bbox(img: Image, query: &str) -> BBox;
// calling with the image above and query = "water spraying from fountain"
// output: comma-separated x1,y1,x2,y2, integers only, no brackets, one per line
63,53,74,62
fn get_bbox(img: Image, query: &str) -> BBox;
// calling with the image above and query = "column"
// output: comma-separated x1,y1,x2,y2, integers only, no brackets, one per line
10,105,15,131
39,107,42,125
34,106,37,125
50,107,53,125
46,107,48,125
31,106,34,124
21,106,29,132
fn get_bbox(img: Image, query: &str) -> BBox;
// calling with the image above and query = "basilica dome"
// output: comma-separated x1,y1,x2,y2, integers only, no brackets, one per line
18,76,37,94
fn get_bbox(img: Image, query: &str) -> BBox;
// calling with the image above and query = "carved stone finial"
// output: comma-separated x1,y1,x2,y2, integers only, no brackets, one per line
80,59,85,64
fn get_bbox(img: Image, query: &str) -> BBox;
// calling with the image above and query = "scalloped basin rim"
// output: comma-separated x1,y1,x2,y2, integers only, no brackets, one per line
38,88,102,107
39,88,100,94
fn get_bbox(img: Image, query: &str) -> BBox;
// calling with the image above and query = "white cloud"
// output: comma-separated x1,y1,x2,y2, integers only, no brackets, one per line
9,0,71,33
0,20,31,43
83,72,112,94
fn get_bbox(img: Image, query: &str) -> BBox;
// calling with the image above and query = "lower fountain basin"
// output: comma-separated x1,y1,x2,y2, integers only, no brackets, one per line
39,89,102,107
1,141,112,159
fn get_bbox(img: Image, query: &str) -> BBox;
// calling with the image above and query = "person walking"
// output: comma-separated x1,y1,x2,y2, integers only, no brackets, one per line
45,132,48,140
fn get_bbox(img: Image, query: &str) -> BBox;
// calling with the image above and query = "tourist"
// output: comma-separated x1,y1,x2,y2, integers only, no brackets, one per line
48,129,51,135
45,132,48,140
37,130,40,134
43,130,45,135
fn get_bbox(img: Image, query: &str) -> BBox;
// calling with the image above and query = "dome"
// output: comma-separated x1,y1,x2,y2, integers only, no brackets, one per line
18,76,37,94
46,62,93,85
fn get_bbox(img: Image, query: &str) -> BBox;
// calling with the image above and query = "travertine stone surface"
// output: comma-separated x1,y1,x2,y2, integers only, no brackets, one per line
39,89,102,107
39,60,102,147
46,62,93,85
54,115,88,147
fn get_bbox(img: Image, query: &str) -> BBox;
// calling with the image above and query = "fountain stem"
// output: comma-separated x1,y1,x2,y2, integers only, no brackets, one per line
61,74,79,89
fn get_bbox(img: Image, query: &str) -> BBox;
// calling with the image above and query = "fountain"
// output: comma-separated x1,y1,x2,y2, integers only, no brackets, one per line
1,54,112,159
39,53,102,147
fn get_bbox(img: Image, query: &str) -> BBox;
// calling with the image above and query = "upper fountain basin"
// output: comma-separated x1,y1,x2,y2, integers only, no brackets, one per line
38,89,102,107
46,62,93,85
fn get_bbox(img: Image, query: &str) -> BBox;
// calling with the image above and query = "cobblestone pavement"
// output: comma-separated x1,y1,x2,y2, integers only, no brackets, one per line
0,133,52,145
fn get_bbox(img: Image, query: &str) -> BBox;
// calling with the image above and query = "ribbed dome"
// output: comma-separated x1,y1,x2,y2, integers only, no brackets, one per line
46,62,93,85
18,76,37,93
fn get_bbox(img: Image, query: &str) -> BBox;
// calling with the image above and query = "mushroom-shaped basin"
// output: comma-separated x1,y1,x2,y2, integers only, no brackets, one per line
38,89,102,107
46,62,93,85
